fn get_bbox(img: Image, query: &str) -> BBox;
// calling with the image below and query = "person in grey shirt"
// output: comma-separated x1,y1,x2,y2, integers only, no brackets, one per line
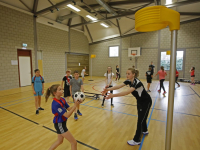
70,70,84,120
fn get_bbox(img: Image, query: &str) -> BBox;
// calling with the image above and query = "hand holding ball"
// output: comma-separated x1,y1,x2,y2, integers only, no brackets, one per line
74,92,85,103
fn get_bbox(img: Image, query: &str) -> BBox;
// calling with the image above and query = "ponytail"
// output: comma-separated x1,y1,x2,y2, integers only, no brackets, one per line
161,66,164,72
128,68,139,78
45,84,60,102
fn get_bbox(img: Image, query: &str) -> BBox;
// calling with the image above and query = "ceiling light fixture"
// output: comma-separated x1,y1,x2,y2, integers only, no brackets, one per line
67,4,80,12
86,15,97,21
100,23,109,28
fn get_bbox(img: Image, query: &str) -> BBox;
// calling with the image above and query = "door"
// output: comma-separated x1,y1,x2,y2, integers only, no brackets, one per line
17,49,33,87
19,56,32,86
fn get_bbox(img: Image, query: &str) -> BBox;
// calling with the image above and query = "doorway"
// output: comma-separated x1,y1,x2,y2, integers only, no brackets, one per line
17,49,33,87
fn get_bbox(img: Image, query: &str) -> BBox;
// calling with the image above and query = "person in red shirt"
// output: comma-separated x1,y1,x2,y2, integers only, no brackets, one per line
175,69,180,87
189,67,195,85
155,66,167,96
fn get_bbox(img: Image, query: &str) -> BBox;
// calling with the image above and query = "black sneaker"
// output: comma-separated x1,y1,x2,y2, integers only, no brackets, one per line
111,104,114,107
77,110,82,116
39,107,44,110
36,110,39,115
74,113,78,120
101,104,104,108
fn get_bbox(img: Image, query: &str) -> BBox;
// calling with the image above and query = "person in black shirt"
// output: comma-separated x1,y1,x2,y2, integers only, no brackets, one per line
102,68,152,146
61,70,72,103
149,61,155,75
115,65,120,82
146,67,153,92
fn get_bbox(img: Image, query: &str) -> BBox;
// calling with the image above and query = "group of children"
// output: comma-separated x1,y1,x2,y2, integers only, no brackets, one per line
30,63,196,149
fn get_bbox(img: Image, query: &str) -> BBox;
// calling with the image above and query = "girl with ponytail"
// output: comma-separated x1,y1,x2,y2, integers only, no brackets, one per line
45,84,81,150
101,68,152,146
155,66,167,96
102,66,115,107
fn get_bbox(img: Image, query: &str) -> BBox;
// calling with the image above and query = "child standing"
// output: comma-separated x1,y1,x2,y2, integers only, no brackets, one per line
45,84,81,150
155,66,167,96
32,69,44,115
190,67,195,85
61,70,72,103
115,65,120,82
102,66,115,107
175,69,180,87
70,70,84,120
101,68,152,146
146,67,153,92
81,66,88,83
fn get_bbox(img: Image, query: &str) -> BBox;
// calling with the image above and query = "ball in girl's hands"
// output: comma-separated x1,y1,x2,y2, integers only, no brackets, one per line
74,92,85,102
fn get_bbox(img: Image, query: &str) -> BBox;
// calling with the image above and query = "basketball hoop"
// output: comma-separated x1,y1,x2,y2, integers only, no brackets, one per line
131,53,136,56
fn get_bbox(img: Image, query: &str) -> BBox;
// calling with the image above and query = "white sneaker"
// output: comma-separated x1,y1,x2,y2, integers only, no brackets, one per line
143,131,149,135
127,140,141,146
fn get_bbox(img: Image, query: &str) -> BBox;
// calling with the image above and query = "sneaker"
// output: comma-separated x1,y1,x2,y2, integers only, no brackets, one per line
74,113,78,120
143,131,149,135
77,110,82,116
36,110,39,115
101,104,104,108
148,90,151,92
127,140,141,146
38,107,44,110
158,90,161,93
111,104,114,107
163,91,167,94
178,85,180,87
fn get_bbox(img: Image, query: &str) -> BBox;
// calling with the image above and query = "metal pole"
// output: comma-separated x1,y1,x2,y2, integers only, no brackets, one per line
33,16,38,69
165,30,178,150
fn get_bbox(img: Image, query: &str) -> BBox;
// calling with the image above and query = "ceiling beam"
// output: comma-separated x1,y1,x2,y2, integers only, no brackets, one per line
35,0,78,16
116,19,121,36
71,2,152,28
19,0,32,12
165,0,200,8
81,0,154,10
33,0,39,13
81,1,118,27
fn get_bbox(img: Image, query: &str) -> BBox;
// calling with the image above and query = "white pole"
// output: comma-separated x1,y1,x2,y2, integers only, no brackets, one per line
165,30,178,150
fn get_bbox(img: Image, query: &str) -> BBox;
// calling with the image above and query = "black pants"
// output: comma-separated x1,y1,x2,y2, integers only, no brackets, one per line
159,79,166,92
116,73,120,81
102,85,113,105
133,99,152,142
175,77,180,86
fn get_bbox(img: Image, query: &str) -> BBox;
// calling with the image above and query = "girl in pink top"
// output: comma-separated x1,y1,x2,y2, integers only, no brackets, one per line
155,66,167,95
189,67,195,85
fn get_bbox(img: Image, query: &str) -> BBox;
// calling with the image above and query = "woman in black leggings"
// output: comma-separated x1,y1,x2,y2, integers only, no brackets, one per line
115,65,120,81
102,68,152,146
155,66,167,96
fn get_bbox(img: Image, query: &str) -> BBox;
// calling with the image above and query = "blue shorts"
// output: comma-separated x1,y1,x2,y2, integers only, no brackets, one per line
34,91,43,96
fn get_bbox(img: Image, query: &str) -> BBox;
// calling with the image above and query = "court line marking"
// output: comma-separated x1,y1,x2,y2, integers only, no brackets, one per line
139,85,159,150
0,106,99,150
81,103,165,123
189,86,200,98
0,96,34,105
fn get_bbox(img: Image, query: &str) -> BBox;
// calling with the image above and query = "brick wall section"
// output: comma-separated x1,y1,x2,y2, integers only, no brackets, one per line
89,39,120,77
0,5,34,90
130,31,158,48
70,29,89,54
37,23,69,83
160,20,200,49
185,48,200,80
0,5,89,90
137,49,158,79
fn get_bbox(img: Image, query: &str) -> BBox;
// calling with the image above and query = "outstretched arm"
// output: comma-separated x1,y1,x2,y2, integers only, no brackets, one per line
106,87,135,99
102,83,126,95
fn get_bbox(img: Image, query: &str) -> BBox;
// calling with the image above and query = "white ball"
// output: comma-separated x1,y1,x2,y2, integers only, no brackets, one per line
74,92,85,102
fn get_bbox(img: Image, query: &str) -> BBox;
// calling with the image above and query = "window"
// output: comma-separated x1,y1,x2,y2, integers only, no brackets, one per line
109,46,119,57
160,51,184,70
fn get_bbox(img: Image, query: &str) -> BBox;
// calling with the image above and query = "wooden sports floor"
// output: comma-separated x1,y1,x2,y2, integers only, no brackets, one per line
0,76,200,150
